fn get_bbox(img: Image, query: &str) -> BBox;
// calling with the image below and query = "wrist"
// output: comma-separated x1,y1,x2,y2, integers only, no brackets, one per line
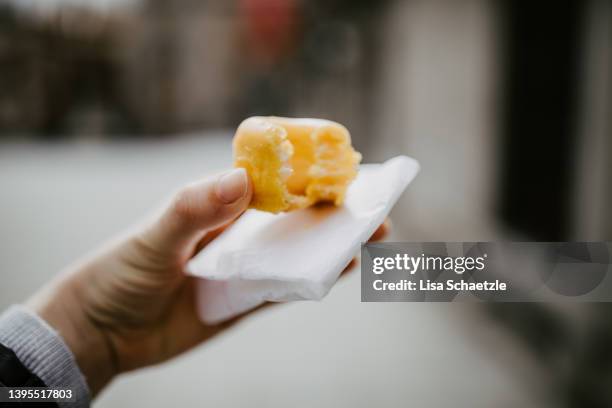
27,278,117,396
0,306,92,406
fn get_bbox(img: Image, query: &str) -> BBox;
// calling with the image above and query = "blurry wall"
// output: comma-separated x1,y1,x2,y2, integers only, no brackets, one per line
0,0,389,143
573,0,612,240
375,0,501,241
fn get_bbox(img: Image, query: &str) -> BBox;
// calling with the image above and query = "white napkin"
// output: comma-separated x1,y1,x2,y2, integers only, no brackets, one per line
186,155,420,323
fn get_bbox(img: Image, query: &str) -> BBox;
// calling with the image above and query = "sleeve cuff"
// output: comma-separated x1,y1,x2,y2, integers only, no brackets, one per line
0,305,91,408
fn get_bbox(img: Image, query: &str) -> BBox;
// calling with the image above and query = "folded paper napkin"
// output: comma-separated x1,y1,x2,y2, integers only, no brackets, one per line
187,155,420,323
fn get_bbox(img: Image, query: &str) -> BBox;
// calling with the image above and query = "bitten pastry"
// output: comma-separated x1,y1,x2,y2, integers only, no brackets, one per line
233,116,362,213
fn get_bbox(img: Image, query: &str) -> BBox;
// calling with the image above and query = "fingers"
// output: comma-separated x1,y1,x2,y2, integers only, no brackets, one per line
191,223,232,257
369,218,390,242
341,258,358,275
141,168,252,258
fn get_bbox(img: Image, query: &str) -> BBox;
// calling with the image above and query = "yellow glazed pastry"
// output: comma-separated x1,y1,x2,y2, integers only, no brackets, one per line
233,116,361,213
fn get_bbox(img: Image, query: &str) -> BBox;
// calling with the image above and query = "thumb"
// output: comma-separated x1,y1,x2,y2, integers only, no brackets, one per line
140,168,252,259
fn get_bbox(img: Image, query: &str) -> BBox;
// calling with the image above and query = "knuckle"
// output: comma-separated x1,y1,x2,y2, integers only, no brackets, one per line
171,182,224,225
172,185,199,223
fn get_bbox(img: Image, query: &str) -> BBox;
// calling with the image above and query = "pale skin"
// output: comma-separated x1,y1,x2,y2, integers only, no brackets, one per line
26,168,388,396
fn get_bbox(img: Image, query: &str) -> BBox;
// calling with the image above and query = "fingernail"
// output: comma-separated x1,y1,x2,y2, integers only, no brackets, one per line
216,168,248,204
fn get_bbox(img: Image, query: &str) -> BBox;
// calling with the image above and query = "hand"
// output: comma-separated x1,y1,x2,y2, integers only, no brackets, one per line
26,168,389,396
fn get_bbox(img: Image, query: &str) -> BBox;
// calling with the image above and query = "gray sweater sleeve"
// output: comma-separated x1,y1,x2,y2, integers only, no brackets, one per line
0,305,91,408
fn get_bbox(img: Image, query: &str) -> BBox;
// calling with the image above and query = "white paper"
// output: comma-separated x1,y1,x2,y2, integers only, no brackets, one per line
186,155,420,324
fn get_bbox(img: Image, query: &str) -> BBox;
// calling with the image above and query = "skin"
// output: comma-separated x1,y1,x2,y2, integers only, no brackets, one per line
25,169,389,397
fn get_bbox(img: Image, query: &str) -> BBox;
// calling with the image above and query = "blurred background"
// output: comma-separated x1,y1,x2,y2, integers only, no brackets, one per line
1,0,611,406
